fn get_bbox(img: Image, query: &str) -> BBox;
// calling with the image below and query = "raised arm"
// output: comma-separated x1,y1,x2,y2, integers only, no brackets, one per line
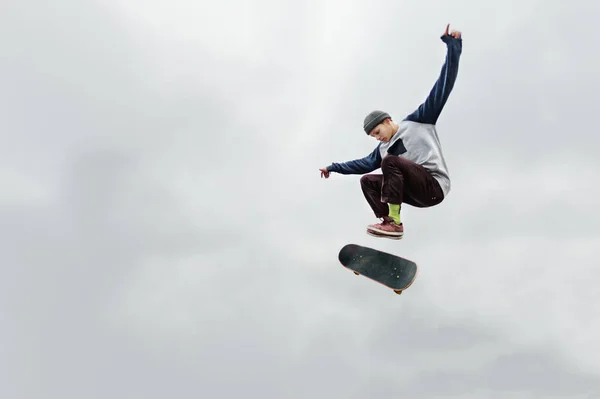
404,25,462,125
326,144,382,175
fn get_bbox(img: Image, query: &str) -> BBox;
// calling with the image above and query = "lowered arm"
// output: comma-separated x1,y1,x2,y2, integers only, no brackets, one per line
326,145,382,175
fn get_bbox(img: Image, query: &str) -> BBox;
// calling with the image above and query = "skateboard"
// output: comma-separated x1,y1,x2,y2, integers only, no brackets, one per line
338,244,418,295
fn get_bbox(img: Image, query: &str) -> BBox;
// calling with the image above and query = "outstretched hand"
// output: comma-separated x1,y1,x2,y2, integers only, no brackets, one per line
444,23,462,39
319,167,330,179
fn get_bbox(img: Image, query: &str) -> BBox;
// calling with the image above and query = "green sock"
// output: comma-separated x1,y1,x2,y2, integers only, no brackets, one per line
388,203,401,224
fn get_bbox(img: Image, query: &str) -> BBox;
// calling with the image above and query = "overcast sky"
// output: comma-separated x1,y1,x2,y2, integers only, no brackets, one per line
2,0,600,398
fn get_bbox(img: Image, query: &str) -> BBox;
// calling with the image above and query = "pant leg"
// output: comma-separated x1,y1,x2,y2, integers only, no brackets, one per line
380,155,444,208
360,174,389,218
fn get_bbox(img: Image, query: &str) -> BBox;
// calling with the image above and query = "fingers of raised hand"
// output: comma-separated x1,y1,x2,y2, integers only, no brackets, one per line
444,24,461,39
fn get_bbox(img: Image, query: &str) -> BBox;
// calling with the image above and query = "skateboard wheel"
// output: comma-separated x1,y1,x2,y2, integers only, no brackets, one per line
394,290,402,295
354,272,359,275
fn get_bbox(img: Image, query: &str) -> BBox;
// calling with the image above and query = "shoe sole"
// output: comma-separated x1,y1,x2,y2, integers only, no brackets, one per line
367,226,404,237
366,229,403,240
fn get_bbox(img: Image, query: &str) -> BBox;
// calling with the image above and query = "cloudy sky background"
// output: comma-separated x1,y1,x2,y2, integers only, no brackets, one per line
2,0,600,397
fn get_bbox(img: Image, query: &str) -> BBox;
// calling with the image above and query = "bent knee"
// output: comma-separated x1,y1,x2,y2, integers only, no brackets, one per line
381,155,404,170
360,174,379,186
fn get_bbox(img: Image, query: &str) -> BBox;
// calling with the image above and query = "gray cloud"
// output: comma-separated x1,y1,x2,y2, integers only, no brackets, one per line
2,0,600,398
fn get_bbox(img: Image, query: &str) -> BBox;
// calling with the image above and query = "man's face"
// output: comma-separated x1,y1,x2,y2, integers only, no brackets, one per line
368,119,394,142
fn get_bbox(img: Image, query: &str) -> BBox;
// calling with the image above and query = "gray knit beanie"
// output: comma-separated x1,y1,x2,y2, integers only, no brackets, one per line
363,110,391,134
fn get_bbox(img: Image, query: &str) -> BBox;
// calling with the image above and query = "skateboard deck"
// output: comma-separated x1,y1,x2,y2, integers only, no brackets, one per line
338,244,418,295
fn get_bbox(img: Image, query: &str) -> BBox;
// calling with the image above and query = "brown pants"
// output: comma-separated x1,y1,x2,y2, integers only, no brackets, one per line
360,155,445,218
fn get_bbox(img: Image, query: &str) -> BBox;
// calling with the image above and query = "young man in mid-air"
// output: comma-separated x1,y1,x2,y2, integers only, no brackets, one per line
319,24,462,240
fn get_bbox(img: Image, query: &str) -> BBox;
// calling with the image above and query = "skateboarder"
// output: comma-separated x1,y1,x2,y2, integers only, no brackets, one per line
319,24,462,240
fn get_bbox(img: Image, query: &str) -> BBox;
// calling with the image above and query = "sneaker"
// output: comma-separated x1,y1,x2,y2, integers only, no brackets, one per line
367,216,404,238
366,228,403,240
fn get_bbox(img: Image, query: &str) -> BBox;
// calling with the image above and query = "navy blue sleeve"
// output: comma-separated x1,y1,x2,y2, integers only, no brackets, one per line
404,35,462,125
326,144,382,175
